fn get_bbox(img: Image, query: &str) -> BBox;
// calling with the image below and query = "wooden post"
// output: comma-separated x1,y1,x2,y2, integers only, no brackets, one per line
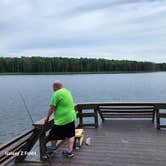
39,131,46,161
97,106,104,122
78,108,83,128
156,108,160,130
94,107,99,128
152,106,155,123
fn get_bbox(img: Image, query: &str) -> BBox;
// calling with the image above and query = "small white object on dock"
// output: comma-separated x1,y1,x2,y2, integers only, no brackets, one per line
85,136,91,145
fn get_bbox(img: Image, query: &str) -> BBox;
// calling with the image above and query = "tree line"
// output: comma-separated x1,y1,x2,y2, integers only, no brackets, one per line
0,57,166,73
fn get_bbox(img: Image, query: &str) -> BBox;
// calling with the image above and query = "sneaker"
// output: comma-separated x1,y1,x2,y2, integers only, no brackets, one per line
46,146,56,154
62,150,74,158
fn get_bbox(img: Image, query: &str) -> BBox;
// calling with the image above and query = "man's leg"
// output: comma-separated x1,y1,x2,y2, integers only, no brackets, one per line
51,140,57,149
68,136,75,152
43,139,57,159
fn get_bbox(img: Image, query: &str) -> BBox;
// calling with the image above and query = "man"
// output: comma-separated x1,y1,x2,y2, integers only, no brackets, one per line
45,80,76,157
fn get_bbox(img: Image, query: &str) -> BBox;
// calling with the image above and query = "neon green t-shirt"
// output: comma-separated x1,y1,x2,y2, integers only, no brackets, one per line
50,88,76,125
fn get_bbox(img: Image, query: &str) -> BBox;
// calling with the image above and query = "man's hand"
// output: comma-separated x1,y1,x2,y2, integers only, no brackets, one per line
45,106,55,124
44,117,49,124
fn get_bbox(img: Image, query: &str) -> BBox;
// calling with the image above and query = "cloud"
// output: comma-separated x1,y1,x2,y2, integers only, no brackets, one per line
0,0,166,62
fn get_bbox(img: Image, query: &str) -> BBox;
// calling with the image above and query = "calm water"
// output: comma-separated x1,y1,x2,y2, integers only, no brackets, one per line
0,72,166,143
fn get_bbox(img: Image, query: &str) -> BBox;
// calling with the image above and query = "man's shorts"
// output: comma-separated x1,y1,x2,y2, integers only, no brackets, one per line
48,121,75,140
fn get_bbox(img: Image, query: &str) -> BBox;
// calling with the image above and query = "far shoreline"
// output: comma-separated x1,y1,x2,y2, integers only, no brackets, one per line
0,71,165,76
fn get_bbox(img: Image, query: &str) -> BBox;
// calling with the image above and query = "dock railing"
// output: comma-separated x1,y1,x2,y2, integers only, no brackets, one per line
0,102,166,165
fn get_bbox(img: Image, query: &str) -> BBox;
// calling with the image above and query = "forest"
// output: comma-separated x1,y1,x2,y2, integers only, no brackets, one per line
0,57,166,73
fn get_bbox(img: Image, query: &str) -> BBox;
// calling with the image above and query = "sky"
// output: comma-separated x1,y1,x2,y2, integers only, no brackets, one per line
0,0,166,62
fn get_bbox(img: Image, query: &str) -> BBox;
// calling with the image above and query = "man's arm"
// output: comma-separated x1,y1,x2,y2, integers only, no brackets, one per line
45,105,55,123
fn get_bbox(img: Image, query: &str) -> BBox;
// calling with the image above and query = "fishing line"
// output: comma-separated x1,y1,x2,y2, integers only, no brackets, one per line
18,91,34,124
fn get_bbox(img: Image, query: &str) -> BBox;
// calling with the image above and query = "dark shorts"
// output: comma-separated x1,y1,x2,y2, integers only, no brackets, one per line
48,121,75,140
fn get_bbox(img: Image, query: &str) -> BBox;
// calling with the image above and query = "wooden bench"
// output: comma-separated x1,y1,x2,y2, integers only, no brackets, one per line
98,105,155,122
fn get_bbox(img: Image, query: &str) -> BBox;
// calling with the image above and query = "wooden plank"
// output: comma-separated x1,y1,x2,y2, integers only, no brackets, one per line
102,114,153,118
19,160,45,164
0,129,40,164
0,140,27,161
0,141,27,164
76,104,96,109
0,130,39,161
0,128,34,151
102,112,153,115
1,155,16,166
15,129,40,162
99,107,154,110
81,124,96,127
76,102,166,106
78,113,96,117
158,125,166,128
158,113,166,118
100,110,153,113
155,105,166,109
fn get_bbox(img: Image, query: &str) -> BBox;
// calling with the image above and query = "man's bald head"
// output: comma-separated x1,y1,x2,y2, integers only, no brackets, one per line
53,80,63,91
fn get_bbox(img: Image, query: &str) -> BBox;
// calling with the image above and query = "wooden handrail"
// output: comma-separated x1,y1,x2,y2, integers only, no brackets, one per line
75,102,166,107
0,127,38,165
0,128,34,151
0,139,28,163
98,106,154,109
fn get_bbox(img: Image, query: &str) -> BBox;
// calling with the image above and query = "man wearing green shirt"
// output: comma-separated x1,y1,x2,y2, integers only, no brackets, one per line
45,80,76,157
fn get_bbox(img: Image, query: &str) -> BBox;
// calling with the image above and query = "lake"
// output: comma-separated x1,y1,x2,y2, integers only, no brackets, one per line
0,72,166,143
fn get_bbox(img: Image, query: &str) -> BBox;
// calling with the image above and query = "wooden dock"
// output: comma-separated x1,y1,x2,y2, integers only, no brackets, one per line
17,120,166,166
1,102,166,166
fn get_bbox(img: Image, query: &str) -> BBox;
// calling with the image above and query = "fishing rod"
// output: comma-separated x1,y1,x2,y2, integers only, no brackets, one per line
18,91,34,124
18,91,53,165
